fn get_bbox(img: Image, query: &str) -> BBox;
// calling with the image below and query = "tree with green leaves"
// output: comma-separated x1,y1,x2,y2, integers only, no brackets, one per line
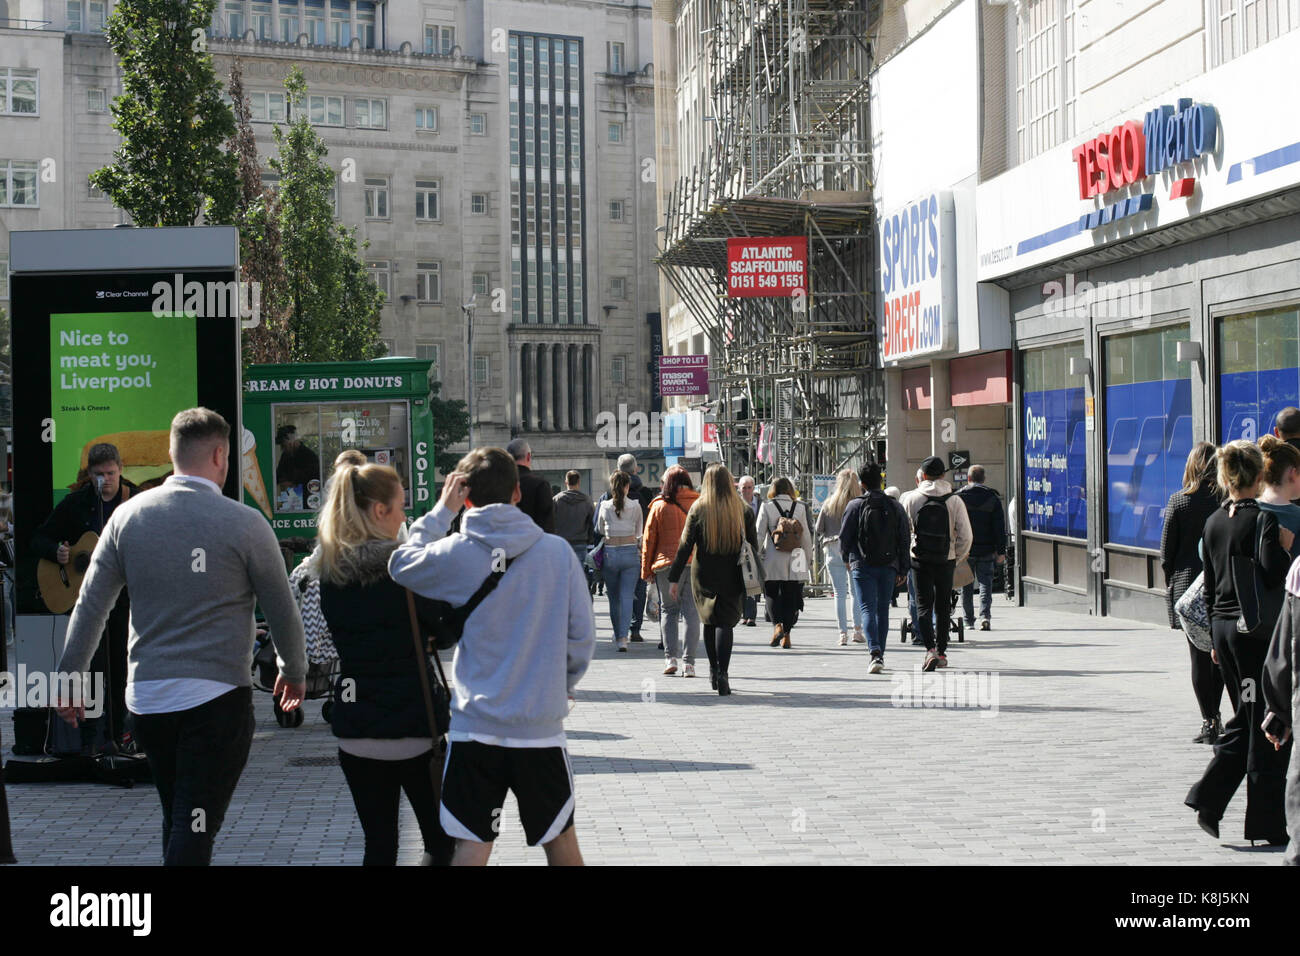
273,67,384,363
429,380,469,474
228,58,291,366
90,0,237,226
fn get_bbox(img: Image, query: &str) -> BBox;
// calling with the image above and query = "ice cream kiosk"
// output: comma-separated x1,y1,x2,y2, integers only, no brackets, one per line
240,358,436,540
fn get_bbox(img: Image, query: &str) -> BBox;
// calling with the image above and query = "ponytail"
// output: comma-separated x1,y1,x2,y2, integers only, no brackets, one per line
610,471,630,518
317,460,403,585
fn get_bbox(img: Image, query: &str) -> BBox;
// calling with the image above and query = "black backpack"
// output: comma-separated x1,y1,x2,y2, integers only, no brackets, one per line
857,494,900,567
913,493,953,563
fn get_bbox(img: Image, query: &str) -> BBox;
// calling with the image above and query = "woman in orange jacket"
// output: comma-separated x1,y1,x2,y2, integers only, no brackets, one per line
641,466,701,676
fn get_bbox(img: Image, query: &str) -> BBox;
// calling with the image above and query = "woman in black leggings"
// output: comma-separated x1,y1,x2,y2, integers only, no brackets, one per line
1160,442,1223,743
668,464,760,696
298,451,454,865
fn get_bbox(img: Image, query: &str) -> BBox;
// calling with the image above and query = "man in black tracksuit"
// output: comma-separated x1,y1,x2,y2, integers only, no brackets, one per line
956,464,1006,632
32,443,139,749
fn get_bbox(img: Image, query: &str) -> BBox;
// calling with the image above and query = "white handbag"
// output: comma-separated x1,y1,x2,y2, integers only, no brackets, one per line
739,541,765,597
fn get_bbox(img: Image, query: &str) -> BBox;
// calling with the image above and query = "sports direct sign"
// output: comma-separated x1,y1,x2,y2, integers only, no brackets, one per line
726,237,807,297
878,191,957,362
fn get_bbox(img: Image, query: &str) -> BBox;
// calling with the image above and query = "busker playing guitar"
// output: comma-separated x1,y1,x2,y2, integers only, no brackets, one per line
32,443,138,754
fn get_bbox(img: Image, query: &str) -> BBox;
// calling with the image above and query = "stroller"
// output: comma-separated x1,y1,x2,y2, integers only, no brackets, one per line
898,560,972,644
251,536,341,728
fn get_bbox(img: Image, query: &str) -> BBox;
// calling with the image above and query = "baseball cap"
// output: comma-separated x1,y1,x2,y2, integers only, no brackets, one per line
920,456,947,478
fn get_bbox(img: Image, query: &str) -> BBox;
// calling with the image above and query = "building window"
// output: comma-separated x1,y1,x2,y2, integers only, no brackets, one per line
473,354,489,386
1102,325,1192,550
365,259,390,297
416,262,441,302
609,276,626,299
303,0,326,45
1219,304,1300,443
364,176,389,218
1014,0,1076,163
250,91,287,123
0,160,39,207
308,94,343,126
353,97,387,129
1212,0,1300,65
609,200,624,221
225,0,245,37
86,87,106,113
607,41,624,73
251,2,273,39
415,106,438,131
469,112,486,135
470,193,488,215
0,69,38,115
88,176,106,199
607,122,624,143
260,170,280,192
472,272,490,296
611,355,626,384
1022,342,1086,539
329,0,350,46
66,1,83,32
416,342,441,380
88,0,106,32
424,24,455,54
279,0,300,41
415,180,440,221
357,1,376,48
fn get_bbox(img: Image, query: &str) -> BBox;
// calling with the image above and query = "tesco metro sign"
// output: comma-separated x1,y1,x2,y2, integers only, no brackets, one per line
878,190,956,362
1070,98,1218,225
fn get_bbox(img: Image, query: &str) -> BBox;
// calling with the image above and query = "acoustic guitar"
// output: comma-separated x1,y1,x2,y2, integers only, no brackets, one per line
37,531,99,615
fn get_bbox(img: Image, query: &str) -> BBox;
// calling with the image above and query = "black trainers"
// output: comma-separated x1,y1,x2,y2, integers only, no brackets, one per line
1194,715,1224,744
979,620,991,631
630,632,644,643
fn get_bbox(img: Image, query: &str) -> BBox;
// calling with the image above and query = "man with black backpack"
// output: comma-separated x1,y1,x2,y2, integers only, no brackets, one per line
955,464,1006,632
900,456,973,672
841,463,911,673
389,447,595,865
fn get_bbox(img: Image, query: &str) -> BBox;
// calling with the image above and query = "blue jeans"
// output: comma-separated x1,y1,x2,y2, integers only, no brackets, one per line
601,545,639,640
962,555,996,624
852,564,896,657
631,576,648,635
823,548,862,632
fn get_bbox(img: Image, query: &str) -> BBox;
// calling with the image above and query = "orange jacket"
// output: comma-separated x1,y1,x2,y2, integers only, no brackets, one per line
641,487,699,579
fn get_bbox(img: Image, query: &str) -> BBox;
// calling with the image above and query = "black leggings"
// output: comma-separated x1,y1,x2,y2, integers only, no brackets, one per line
703,625,734,673
338,748,453,865
764,580,803,630
1188,638,1225,721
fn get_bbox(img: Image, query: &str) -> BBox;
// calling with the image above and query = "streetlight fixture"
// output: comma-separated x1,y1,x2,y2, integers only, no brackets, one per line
463,294,478,449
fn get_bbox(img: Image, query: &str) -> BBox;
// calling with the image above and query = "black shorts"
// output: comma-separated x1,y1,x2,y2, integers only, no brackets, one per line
440,740,575,846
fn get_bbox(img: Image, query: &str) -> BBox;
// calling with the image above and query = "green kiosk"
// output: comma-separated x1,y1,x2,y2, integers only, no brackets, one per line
240,358,436,539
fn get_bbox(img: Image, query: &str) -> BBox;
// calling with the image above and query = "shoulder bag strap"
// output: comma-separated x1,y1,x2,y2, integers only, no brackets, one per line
405,588,448,798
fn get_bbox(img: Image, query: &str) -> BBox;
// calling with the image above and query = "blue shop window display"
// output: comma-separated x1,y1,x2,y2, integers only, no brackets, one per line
1219,305,1300,443
1023,343,1087,538
1103,325,1192,550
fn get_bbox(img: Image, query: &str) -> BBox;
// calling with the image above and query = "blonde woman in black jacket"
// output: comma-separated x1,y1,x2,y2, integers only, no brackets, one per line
1185,440,1294,845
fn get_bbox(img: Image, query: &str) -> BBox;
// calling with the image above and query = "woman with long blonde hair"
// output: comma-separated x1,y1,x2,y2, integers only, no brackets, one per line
667,463,760,695
814,469,864,645
293,451,455,865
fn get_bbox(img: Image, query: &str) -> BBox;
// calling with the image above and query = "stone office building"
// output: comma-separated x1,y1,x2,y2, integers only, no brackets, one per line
0,0,660,494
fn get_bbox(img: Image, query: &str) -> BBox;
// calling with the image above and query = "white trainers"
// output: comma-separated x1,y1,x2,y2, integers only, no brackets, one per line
683,663,696,678
663,659,678,675
838,630,849,646
852,627,866,644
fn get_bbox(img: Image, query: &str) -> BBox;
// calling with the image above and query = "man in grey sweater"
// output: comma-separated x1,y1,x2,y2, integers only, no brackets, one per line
56,408,306,866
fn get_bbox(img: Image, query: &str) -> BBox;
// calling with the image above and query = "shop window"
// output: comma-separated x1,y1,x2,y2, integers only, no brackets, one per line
1022,342,1086,539
1103,325,1192,551
272,402,412,513
1219,304,1300,442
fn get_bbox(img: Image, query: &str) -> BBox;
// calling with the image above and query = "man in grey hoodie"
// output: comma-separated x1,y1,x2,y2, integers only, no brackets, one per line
389,447,596,865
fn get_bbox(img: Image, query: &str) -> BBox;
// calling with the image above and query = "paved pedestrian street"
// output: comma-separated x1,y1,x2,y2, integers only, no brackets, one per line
2,592,1286,866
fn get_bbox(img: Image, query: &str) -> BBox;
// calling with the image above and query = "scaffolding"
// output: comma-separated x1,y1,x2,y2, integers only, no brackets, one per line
656,0,884,490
